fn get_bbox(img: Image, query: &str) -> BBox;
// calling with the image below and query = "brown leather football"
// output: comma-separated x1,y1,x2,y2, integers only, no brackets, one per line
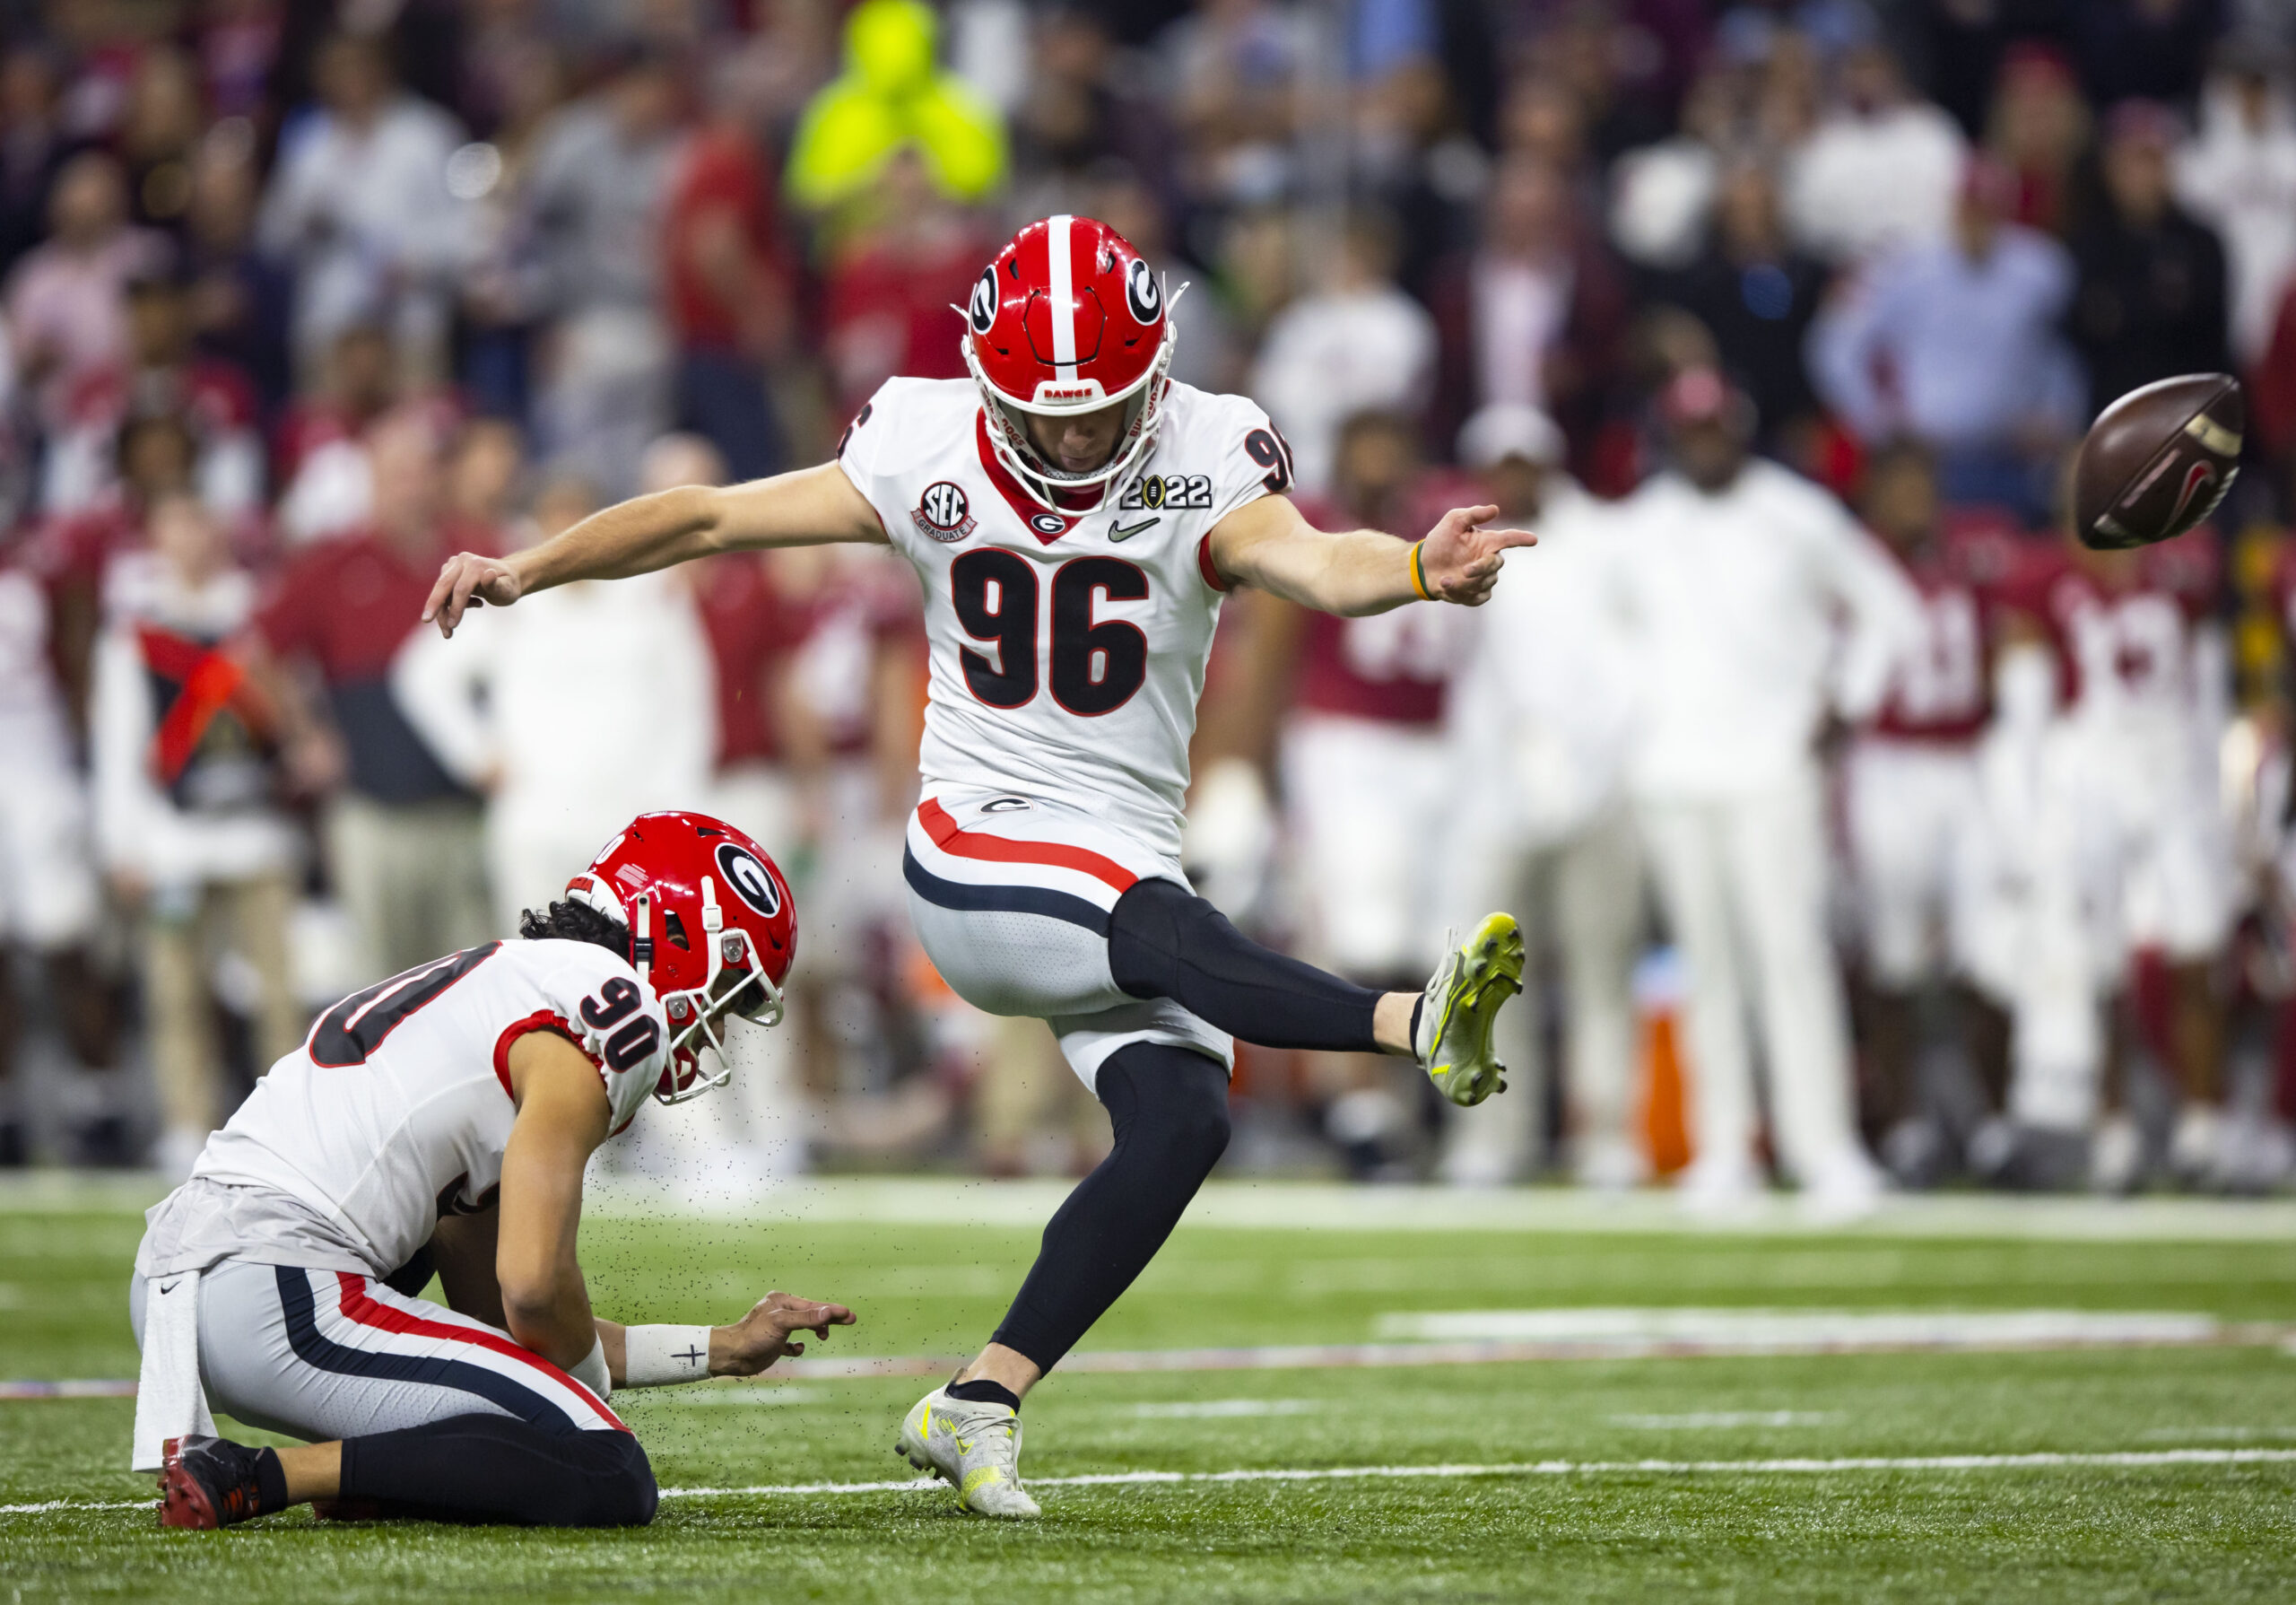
2074,372,2243,550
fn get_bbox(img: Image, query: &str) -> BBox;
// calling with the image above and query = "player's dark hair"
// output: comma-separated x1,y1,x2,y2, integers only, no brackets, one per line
517,899,631,960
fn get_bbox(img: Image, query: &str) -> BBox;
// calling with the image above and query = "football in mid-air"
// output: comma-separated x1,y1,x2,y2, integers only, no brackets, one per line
2073,372,2243,550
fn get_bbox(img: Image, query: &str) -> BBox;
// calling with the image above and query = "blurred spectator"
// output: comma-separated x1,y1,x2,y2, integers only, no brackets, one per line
4,151,170,432
821,152,991,419
91,491,300,1179
1250,209,1435,495
1786,40,1968,266
1226,411,1470,1174
392,473,717,936
182,122,291,416
1440,403,1643,1189
2074,0,2225,110
1984,44,2092,238
1608,371,1920,1214
2069,100,2231,419
1159,0,1308,212
1839,442,2011,1188
245,408,495,982
257,31,467,384
519,46,684,496
0,47,70,282
41,412,200,733
2253,273,2296,485
0,530,115,1164
41,269,262,519
445,414,526,529
1430,158,1629,473
1005,4,1175,222
117,44,204,239
2173,44,2296,366
1608,64,1740,274
194,0,285,125
663,65,792,484
786,0,1007,213
271,325,403,545
1809,158,2083,516
1659,159,1828,455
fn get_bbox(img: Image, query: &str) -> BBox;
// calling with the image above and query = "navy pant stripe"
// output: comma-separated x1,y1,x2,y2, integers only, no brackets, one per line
274,1266,578,1435
902,846,1112,936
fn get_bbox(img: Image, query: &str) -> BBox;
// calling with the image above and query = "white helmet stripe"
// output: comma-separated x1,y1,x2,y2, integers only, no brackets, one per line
1047,213,1077,378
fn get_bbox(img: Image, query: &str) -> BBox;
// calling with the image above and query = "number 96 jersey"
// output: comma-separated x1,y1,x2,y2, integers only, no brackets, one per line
180,939,668,1278
839,376,1292,859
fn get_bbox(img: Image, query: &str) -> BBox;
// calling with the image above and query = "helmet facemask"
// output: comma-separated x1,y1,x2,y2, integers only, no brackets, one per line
964,281,1186,512
631,878,786,1105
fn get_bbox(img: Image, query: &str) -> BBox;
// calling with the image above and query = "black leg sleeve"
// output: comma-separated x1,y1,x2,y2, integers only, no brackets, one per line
991,1043,1231,1374
337,1414,657,1527
1107,877,1386,1051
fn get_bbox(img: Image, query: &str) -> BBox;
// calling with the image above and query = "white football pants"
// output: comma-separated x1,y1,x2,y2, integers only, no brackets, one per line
1439,804,1644,1182
1635,769,1866,1183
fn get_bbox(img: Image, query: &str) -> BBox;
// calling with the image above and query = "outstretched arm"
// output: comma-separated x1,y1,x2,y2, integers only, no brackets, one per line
1205,493,1535,616
422,460,888,636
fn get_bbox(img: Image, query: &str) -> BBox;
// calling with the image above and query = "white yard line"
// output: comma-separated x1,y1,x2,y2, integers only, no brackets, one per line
655,1447,2296,1499
13,1172,2296,1242
13,1448,2296,1520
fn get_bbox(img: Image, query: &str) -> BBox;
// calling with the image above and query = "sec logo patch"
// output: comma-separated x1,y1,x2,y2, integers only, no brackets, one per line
912,480,977,543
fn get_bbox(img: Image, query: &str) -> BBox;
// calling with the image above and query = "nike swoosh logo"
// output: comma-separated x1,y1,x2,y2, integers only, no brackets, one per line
1109,518,1159,542
160,1282,180,1294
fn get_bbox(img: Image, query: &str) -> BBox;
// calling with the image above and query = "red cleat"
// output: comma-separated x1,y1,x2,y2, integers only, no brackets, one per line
157,1435,271,1529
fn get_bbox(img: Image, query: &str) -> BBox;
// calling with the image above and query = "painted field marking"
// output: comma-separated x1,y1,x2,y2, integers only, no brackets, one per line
0,1380,137,1400
654,1447,2296,1500
1129,1400,1316,1418
1611,1411,1840,1429
631,1386,822,1408
1373,1308,2226,1349
13,1448,2296,1520
12,1301,2283,1404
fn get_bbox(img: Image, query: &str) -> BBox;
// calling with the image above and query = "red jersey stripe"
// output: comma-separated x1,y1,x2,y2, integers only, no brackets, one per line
332,1272,627,1432
917,798,1139,893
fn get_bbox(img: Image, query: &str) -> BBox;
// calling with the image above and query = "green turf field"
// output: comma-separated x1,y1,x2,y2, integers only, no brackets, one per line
6,1178,2296,1602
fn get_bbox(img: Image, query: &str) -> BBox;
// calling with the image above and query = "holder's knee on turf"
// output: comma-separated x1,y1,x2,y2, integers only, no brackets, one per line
339,1413,657,1527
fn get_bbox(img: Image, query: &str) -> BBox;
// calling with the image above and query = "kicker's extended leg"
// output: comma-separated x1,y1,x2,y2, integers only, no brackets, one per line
1108,877,1383,1051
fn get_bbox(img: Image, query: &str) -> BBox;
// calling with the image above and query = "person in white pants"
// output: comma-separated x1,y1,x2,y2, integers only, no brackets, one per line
1607,370,1922,1214
1440,404,1646,1188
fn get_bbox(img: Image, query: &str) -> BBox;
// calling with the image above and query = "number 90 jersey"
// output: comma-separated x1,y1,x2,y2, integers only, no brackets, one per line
839,376,1292,859
189,939,667,1278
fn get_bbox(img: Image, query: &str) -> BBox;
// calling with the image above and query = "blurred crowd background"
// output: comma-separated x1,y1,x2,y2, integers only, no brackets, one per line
4,0,2296,1208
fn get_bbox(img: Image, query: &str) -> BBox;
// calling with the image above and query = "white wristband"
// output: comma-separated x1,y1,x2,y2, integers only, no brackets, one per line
623,1324,715,1389
570,1333,612,1400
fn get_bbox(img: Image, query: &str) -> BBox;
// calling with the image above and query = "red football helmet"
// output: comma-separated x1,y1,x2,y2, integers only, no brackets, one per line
563,811,796,1103
961,213,1180,510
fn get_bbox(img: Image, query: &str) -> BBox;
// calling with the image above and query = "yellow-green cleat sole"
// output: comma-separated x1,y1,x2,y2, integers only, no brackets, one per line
1419,912,1526,1109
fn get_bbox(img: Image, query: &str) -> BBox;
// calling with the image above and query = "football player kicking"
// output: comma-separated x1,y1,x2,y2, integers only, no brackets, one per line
425,216,1530,1519
129,812,853,1530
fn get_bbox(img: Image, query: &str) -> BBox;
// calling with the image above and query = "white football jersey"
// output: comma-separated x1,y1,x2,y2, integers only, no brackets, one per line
189,939,668,1278
839,377,1289,858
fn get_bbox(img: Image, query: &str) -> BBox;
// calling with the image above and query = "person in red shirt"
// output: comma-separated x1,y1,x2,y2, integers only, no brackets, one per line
242,406,500,982
663,76,793,483
1986,519,2234,1190
1196,410,1473,1176
1838,444,2013,1186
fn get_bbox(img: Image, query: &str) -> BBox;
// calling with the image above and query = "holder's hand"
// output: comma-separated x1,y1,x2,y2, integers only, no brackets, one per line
709,1291,857,1376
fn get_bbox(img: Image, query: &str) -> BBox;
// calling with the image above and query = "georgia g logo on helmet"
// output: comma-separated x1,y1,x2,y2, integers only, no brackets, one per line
715,842,782,919
968,266,999,336
1124,257,1161,324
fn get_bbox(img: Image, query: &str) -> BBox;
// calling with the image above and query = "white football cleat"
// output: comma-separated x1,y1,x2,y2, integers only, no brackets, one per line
1416,914,1526,1108
897,1386,1041,1519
